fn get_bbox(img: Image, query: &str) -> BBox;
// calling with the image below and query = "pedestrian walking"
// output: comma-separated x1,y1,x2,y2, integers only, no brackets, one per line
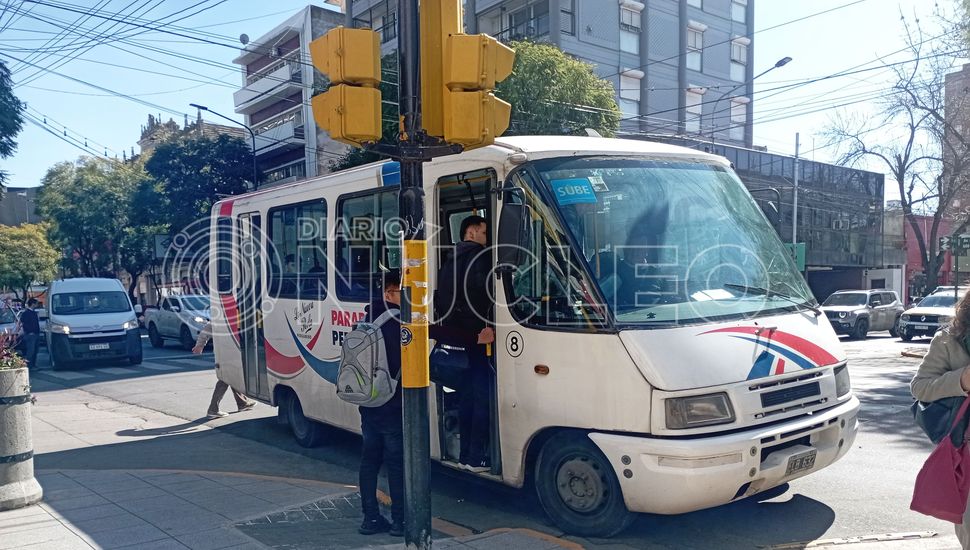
434,215,494,472
193,322,256,419
357,270,493,536
15,298,41,370
911,291,970,547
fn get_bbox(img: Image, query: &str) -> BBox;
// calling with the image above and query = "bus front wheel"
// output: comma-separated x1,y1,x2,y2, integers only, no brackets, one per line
287,393,325,448
534,431,636,537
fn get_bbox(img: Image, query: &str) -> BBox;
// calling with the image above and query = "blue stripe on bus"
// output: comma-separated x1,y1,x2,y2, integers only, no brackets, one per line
381,162,401,187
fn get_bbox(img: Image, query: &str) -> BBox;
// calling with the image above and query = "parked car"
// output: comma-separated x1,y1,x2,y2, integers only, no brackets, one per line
144,294,210,350
820,289,905,339
46,278,142,370
898,290,964,341
0,306,48,348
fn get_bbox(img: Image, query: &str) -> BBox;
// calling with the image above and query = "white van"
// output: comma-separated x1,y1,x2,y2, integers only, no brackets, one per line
46,278,142,370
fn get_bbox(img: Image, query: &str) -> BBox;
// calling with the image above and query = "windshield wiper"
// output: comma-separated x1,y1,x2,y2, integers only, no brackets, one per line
723,283,821,316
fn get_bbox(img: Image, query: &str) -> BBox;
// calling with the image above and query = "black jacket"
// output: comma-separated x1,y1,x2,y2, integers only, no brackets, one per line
435,240,492,332
361,299,478,423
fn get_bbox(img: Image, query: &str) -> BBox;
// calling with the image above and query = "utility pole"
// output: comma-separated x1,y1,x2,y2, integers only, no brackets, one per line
792,132,800,246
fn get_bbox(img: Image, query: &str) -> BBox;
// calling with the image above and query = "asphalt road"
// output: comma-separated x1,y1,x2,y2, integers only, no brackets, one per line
25,328,958,549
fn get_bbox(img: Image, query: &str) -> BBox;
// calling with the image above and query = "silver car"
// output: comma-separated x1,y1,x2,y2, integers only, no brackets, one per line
821,290,905,339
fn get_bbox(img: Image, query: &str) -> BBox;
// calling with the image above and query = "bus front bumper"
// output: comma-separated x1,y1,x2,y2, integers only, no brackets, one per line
588,395,859,515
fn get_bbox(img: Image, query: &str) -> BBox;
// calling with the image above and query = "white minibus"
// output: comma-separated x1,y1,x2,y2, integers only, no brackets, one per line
208,136,859,536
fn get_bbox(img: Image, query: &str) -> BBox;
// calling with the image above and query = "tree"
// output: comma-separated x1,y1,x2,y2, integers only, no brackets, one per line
37,158,141,277
825,11,970,292
0,60,25,191
0,223,59,299
145,134,253,232
328,42,620,171
498,41,619,137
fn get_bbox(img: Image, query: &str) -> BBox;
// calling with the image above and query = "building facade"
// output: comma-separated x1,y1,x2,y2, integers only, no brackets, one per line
232,5,347,187
347,0,757,146
0,187,40,226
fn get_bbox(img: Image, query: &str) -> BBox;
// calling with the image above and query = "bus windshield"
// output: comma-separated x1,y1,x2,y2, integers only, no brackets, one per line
533,156,814,326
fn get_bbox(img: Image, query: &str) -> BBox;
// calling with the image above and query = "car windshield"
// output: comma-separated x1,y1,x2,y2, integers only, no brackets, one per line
531,156,814,326
822,293,868,307
180,296,209,311
51,291,130,315
918,294,959,308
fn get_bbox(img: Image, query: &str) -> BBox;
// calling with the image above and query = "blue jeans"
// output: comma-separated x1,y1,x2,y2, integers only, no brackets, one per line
359,412,405,524
459,346,490,465
21,333,38,370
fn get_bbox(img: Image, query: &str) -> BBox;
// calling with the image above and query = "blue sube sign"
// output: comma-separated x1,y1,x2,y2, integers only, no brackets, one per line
551,178,598,205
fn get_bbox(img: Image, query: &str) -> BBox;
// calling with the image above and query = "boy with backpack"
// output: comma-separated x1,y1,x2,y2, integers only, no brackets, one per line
346,270,493,536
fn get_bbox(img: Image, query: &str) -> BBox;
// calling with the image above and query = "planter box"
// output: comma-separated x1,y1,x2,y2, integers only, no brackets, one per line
0,367,42,510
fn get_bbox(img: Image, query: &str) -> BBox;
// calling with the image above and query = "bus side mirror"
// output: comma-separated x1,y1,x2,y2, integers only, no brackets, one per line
497,203,532,270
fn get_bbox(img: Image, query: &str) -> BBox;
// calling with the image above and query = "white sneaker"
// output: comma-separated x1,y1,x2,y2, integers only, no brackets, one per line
462,461,489,473
206,411,229,419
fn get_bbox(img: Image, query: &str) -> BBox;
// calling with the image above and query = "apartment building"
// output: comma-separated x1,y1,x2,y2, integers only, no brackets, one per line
232,5,346,187
347,0,757,146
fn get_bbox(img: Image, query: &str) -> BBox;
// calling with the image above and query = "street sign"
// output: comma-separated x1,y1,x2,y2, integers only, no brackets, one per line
785,242,806,271
940,236,952,252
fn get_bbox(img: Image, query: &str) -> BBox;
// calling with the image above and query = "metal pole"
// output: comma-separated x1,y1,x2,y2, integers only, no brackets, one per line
188,104,259,190
397,0,432,548
792,132,800,245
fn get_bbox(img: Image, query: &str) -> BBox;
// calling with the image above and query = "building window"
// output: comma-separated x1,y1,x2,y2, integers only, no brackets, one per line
686,89,703,133
380,12,397,43
688,0,702,7
508,2,549,41
620,7,641,32
619,73,642,118
730,99,747,141
730,38,748,82
687,28,703,71
732,0,747,23
561,0,575,35
268,200,328,300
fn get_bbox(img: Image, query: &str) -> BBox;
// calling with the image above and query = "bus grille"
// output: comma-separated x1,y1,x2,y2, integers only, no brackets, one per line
760,382,821,408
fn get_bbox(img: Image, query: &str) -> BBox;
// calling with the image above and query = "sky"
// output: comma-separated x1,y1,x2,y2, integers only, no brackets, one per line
0,0,956,201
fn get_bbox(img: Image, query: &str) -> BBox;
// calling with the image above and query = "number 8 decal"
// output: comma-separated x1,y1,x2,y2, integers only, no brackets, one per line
506,330,523,357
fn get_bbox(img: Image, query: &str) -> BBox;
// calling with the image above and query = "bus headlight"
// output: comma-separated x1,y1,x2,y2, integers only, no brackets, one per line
834,365,851,397
665,393,735,429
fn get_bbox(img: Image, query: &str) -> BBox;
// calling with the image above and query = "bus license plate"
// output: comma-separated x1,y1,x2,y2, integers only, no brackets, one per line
785,450,817,476
915,325,929,330
89,343,110,351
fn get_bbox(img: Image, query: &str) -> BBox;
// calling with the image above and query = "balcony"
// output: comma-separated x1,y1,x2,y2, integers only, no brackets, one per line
263,159,307,187
254,109,305,157
234,52,303,115
492,13,550,43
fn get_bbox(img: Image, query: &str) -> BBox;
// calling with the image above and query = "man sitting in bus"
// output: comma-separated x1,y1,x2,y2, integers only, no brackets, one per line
358,270,494,536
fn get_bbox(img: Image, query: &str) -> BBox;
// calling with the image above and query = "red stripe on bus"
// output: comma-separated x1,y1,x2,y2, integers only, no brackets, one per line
219,201,234,216
220,294,241,345
265,339,305,376
307,324,324,350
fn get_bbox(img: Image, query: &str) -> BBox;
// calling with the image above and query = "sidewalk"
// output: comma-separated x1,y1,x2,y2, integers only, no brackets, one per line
0,378,581,550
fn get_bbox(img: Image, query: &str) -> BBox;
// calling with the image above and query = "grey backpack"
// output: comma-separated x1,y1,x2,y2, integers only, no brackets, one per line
336,309,400,407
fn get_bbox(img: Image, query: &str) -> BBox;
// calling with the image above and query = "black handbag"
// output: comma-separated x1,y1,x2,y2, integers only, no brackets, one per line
911,396,970,445
429,344,470,390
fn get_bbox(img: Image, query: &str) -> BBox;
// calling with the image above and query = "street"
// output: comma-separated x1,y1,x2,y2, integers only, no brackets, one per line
0,329,957,549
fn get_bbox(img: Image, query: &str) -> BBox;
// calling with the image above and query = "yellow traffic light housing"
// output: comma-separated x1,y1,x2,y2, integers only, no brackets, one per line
443,34,514,148
309,28,382,147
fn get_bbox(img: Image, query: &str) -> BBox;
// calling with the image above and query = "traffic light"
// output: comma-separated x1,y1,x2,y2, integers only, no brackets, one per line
309,28,382,148
421,0,515,149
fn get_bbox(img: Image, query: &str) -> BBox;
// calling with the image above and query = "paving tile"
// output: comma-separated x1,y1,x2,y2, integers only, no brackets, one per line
254,487,324,506
79,522,171,549
142,364,181,371
143,473,208,487
14,536,95,550
42,494,110,511
174,527,260,550
158,477,225,495
0,515,62,534
116,540,190,550
44,503,128,523
63,511,153,534
0,503,49,520
42,487,98,503
136,506,229,536
100,485,171,503
0,523,81,550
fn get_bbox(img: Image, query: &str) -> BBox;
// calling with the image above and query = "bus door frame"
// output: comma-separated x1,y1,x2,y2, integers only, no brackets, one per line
237,212,269,401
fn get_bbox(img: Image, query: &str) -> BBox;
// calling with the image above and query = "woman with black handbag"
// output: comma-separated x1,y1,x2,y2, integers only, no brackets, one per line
911,292,970,547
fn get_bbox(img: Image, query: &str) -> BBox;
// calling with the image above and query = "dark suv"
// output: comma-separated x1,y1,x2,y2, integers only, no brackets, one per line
821,289,905,339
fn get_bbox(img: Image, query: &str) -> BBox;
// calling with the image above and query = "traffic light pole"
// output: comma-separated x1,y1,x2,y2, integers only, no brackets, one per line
397,0,432,548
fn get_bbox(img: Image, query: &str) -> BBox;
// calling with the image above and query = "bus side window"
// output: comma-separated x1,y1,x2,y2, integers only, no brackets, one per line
335,190,399,302
216,218,233,293
268,200,329,300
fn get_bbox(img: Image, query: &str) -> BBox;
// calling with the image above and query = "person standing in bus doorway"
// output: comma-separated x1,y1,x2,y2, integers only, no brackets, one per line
16,298,41,370
359,270,493,536
192,322,256,419
435,215,494,473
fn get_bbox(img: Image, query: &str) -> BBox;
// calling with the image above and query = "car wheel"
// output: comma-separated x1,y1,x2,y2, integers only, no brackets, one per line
128,349,143,365
49,344,70,371
901,330,913,342
889,316,901,338
534,431,636,538
148,323,164,348
852,318,869,340
179,325,195,351
288,393,325,448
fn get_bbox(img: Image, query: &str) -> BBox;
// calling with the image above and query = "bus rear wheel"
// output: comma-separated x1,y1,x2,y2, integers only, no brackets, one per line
534,431,635,538
287,393,325,448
